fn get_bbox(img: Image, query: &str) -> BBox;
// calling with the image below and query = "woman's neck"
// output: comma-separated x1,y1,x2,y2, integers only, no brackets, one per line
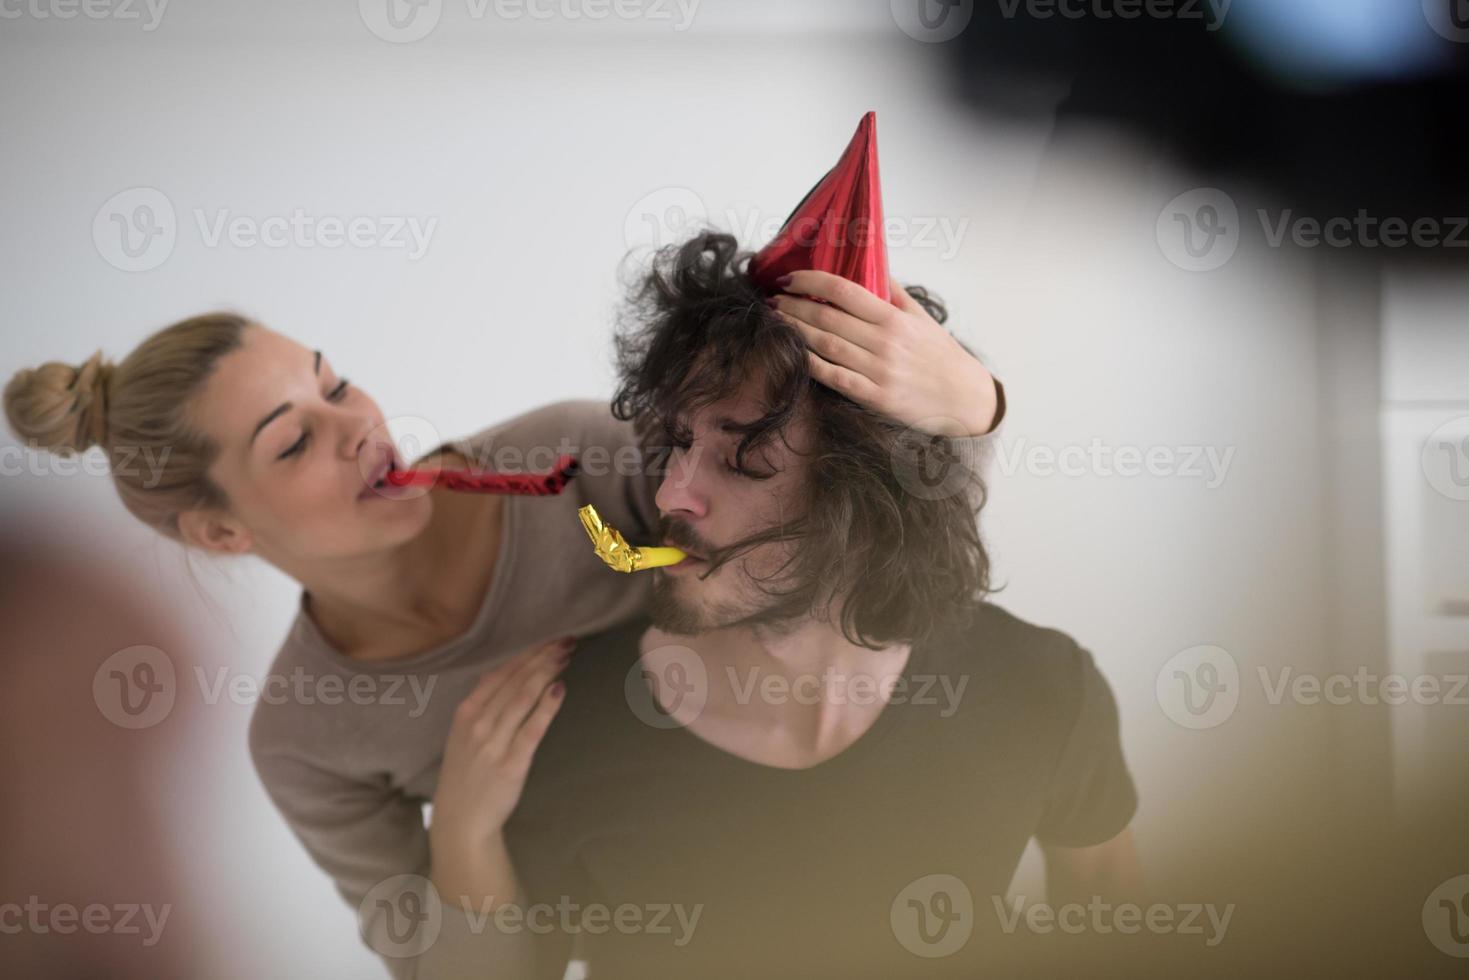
293,489,504,661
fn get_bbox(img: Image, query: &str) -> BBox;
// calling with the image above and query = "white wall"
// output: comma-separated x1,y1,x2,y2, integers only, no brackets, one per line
2,3,1352,975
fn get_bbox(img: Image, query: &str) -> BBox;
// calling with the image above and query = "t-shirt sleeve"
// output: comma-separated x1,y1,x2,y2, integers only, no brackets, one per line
562,399,662,540
249,701,533,979
443,399,661,541
1033,640,1138,848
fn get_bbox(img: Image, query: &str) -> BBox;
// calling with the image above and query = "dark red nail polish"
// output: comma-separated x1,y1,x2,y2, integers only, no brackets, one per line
775,274,793,288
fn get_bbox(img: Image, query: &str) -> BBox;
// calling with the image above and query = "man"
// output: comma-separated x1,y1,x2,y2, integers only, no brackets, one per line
489,230,1140,978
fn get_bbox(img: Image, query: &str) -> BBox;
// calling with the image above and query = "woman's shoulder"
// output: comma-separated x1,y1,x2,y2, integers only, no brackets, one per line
424,399,638,470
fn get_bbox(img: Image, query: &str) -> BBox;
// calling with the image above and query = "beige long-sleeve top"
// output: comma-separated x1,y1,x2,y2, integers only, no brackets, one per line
246,397,998,979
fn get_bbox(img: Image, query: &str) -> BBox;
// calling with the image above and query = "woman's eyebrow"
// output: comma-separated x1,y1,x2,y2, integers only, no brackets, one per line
249,349,322,446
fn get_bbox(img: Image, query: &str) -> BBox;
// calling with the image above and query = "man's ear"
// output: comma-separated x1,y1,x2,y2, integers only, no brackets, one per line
177,509,254,555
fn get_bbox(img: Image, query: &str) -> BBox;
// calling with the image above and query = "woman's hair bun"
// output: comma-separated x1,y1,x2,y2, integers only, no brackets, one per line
4,349,114,455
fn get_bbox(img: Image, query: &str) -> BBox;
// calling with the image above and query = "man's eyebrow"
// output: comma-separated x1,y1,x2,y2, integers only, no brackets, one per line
249,349,320,446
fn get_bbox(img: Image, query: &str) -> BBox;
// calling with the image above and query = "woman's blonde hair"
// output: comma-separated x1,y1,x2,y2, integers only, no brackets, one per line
4,312,254,540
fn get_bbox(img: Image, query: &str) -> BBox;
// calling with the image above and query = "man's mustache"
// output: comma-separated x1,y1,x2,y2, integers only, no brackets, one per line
658,518,720,561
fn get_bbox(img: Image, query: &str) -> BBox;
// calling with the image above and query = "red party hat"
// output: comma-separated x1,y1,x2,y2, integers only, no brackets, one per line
749,111,890,302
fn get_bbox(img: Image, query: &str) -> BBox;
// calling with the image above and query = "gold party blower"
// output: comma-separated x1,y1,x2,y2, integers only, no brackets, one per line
577,504,686,573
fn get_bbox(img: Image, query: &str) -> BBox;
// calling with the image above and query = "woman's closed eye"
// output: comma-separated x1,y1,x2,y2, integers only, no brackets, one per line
276,379,352,460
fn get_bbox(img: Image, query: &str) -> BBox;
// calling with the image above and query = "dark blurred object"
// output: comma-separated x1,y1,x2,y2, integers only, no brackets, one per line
0,522,210,979
937,0,1469,261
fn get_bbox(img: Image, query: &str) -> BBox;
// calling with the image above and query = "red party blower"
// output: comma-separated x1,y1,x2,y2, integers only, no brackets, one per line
384,453,580,496
748,111,890,303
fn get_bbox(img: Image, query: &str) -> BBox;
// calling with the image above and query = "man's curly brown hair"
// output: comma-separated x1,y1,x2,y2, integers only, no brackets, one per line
612,231,992,650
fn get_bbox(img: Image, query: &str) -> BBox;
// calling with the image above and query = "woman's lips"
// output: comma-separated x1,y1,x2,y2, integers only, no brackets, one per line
358,455,405,500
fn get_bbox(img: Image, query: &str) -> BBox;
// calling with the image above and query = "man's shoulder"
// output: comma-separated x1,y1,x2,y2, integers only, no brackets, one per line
941,601,1102,716
560,614,653,688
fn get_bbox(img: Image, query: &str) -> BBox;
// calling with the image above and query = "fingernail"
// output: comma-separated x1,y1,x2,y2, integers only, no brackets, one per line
550,680,566,697
775,274,793,288
764,296,780,307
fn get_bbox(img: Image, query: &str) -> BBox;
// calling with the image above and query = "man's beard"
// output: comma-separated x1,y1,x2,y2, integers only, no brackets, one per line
647,564,814,637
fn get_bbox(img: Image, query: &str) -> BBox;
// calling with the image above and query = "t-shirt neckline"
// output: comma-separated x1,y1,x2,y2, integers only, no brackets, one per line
293,493,521,674
654,624,938,778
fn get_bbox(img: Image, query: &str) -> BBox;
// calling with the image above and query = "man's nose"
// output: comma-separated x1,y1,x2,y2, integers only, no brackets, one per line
655,446,710,520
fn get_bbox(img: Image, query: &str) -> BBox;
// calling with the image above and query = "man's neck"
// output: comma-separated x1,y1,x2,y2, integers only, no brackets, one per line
640,612,915,769
647,608,914,712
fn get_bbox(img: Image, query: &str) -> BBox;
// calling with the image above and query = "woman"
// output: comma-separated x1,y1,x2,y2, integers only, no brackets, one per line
3,269,1004,978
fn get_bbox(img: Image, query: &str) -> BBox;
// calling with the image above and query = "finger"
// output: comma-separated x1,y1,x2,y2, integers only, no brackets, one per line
778,269,895,326
486,654,570,755
806,351,883,408
774,308,881,378
477,638,570,727
505,680,566,776
457,637,571,720
887,276,922,314
770,293,883,355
